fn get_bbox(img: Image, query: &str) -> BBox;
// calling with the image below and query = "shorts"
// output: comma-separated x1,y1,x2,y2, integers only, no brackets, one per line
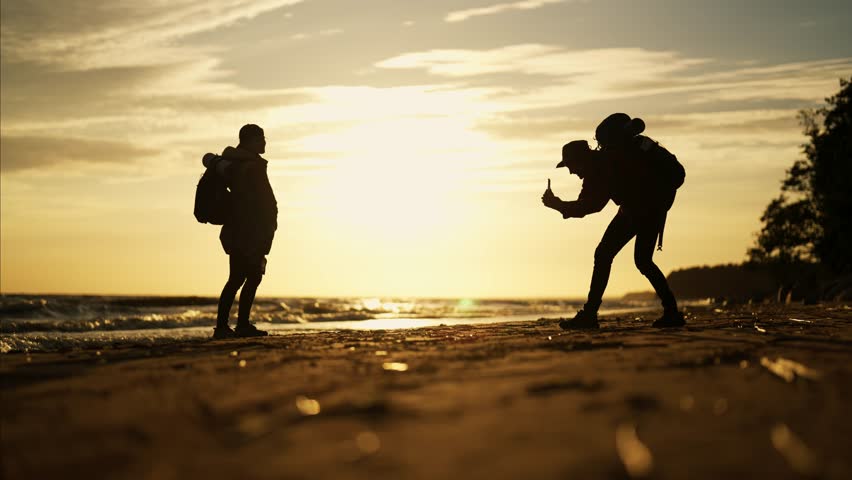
230,253,267,276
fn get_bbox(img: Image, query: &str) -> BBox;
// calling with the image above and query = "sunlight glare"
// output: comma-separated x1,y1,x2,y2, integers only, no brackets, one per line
299,115,497,237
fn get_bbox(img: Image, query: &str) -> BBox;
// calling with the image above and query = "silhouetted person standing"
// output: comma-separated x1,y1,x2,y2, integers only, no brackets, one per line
207,124,277,339
543,114,685,329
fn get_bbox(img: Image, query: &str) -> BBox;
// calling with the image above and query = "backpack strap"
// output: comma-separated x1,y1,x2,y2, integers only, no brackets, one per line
637,135,656,152
656,210,668,251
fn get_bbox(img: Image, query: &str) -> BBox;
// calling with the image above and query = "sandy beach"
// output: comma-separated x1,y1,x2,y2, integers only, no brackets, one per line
3,303,851,480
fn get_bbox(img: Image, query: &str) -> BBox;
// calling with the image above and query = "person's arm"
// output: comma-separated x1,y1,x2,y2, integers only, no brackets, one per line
556,179,609,219
247,163,278,230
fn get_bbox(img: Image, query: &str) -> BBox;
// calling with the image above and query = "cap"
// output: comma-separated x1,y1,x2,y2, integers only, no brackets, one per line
557,140,592,168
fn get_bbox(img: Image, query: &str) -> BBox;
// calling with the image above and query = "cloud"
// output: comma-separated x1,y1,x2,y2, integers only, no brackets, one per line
375,44,851,109
0,1,323,157
0,0,304,70
0,57,314,148
0,136,159,172
680,59,852,104
473,113,589,140
648,110,801,134
290,28,343,41
1,62,175,124
376,44,705,79
374,44,712,109
445,0,567,23
371,43,848,197
478,108,805,145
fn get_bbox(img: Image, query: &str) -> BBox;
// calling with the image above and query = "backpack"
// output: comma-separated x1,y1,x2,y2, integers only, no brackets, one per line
636,135,685,191
633,136,685,251
194,154,232,225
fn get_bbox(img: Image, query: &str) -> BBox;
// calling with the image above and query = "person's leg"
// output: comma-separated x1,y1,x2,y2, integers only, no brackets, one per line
236,255,265,326
584,213,637,314
216,255,248,328
237,271,262,326
633,215,678,312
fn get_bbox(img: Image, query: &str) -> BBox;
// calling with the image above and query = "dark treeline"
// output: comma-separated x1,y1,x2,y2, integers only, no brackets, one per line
667,264,776,302
748,77,852,272
663,263,849,303
667,78,852,303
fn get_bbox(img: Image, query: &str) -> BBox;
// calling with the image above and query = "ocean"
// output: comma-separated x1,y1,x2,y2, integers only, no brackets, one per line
0,295,656,353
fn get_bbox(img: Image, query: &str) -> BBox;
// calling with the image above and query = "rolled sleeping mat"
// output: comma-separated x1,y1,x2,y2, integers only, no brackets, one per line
202,153,234,177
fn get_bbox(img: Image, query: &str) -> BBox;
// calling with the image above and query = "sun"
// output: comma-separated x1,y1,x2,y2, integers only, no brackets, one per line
298,115,494,238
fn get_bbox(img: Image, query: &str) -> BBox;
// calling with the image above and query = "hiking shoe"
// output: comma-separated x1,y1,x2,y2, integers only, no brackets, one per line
212,325,235,340
652,310,686,328
559,310,600,330
234,322,268,337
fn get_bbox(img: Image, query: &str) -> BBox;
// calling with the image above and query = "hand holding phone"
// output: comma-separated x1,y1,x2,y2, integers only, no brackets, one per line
544,178,554,198
542,178,558,208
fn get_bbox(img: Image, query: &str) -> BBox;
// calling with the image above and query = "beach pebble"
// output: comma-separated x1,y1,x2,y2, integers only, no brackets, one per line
295,396,321,416
771,423,820,476
382,362,408,372
760,357,822,383
615,423,653,478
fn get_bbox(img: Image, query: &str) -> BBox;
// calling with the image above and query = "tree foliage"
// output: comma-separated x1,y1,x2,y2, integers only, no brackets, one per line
749,78,852,273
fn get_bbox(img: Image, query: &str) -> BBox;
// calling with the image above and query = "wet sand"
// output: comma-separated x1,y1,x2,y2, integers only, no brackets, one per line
3,304,852,480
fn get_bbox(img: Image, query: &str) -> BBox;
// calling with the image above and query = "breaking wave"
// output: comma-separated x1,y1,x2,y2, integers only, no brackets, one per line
0,294,653,353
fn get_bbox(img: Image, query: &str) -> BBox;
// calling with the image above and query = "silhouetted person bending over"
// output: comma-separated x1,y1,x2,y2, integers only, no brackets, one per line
207,124,278,338
542,113,685,329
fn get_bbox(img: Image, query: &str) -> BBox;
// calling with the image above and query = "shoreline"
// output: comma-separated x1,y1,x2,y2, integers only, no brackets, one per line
3,304,851,479
0,305,667,354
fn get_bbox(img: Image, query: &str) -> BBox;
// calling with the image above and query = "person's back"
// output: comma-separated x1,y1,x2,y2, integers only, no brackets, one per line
211,124,278,339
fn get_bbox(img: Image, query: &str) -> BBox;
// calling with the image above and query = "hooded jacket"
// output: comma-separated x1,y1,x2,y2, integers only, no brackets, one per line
558,136,677,220
218,146,278,257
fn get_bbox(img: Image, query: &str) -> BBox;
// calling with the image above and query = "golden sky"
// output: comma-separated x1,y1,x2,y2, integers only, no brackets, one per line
2,0,851,298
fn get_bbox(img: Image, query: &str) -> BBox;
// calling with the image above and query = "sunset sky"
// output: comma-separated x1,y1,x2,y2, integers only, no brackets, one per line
2,0,851,298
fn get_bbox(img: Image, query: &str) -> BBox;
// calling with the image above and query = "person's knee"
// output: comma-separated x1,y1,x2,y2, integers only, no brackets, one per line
634,255,656,275
225,275,247,290
245,273,263,289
